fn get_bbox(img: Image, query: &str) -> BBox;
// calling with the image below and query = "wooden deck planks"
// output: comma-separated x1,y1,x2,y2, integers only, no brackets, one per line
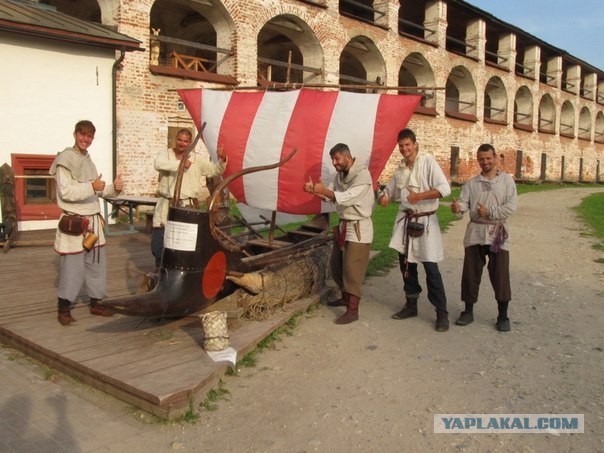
0,227,328,418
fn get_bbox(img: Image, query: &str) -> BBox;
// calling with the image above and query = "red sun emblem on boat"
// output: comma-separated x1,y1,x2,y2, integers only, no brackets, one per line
202,251,227,299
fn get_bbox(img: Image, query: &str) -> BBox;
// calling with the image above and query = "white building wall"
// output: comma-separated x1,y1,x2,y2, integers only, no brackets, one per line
0,32,117,230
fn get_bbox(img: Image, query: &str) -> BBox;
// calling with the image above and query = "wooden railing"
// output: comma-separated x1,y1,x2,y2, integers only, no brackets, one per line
171,51,211,72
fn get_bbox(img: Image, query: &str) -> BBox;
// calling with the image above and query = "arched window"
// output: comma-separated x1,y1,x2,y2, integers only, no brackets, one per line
538,94,556,133
513,86,533,131
399,53,436,111
149,0,236,83
340,36,385,92
257,15,322,86
578,107,592,141
484,76,507,123
560,101,575,138
445,66,477,120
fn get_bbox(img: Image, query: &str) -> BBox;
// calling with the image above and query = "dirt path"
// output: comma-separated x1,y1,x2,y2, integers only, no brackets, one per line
169,187,603,452
3,188,604,452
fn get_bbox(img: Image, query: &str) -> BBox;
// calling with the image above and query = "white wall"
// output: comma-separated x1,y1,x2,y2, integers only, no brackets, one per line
0,32,117,230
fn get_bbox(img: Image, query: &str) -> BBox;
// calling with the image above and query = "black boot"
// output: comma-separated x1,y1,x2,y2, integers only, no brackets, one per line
435,309,449,332
335,294,359,324
89,298,114,317
57,298,76,326
392,297,418,319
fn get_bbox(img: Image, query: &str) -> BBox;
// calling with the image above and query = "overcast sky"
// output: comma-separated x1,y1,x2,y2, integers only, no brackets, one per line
465,0,604,71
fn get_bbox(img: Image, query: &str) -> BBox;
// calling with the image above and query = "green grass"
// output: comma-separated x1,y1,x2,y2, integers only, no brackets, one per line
575,192,604,263
200,381,231,412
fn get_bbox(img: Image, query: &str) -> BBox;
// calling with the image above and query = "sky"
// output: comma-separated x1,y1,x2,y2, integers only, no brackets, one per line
465,0,604,71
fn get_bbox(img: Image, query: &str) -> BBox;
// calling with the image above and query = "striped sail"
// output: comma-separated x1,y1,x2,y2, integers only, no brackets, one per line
177,88,421,214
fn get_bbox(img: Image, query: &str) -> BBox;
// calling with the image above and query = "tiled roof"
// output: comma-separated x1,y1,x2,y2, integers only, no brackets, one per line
0,0,142,51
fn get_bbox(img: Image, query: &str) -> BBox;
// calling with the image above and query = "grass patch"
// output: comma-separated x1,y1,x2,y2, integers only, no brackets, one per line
575,191,604,264
174,401,201,422
200,381,231,412
41,365,58,382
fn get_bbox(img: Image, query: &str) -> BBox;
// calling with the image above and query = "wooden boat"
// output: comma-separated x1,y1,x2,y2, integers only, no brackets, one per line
99,87,422,318
100,149,333,318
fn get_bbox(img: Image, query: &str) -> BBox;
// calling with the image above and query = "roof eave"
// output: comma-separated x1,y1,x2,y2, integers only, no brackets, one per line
0,20,143,52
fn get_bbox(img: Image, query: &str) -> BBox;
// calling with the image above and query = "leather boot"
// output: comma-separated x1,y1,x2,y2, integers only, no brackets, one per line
89,298,114,317
57,298,76,326
335,294,359,324
435,309,449,332
392,297,418,319
327,292,349,307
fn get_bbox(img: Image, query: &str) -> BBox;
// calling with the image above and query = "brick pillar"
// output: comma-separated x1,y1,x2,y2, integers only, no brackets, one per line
565,64,581,95
465,18,485,62
546,56,563,89
582,73,597,100
498,32,516,72
424,0,447,48
523,45,539,80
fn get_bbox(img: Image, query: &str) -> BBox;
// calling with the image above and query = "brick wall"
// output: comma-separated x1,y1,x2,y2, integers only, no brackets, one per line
111,0,603,196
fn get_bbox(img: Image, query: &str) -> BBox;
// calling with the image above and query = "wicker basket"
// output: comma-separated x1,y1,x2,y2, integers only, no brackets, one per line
199,311,230,351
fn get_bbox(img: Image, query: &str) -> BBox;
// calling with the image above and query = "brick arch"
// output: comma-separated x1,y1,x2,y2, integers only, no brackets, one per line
445,65,477,119
399,53,436,109
222,2,346,84
578,106,592,140
484,76,507,123
257,14,323,84
560,100,576,138
514,85,533,128
340,35,386,89
538,93,556,133
149,0,236,76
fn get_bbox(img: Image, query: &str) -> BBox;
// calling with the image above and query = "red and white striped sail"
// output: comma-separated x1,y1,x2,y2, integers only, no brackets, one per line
177,88,421,215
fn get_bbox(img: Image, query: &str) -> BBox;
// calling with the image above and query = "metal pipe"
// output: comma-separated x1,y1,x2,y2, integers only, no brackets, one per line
112,49,126,179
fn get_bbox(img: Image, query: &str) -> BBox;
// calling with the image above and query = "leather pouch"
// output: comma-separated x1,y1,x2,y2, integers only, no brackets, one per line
58,215,89,236
406,221,425,238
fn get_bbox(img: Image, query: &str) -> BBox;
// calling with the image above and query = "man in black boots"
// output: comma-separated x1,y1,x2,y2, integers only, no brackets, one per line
379,128,451,332
50,120,123,325
304,143,374,325
451,144,518,331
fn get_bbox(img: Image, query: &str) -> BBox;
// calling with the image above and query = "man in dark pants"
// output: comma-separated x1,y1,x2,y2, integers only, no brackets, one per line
379,128,451,332
304,143,374,325
451,143,518,331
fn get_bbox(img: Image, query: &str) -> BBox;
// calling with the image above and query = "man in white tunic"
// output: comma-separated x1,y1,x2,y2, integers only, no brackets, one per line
451,144,517,331
50,120,123,325
379,128,451,331
151,129,226,268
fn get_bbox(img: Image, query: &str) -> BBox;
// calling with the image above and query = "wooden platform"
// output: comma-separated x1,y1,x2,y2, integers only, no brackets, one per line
0,226,330,419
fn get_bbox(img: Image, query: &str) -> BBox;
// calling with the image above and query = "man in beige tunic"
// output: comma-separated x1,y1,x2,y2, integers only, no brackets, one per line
50,120,123,325
151,129,226,268
304,143,374,325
